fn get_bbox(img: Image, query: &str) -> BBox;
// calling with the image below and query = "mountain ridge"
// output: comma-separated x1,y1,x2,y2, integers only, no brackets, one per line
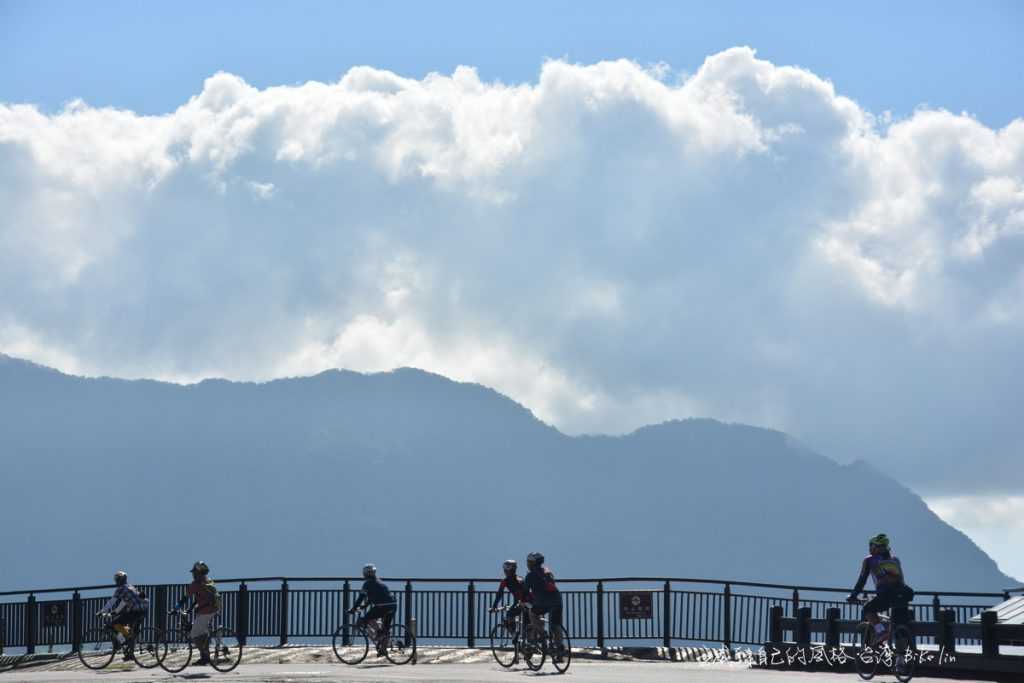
0,354,1015,591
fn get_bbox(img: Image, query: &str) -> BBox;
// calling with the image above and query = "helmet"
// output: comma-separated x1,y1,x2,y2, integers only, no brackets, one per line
191,561,210,576
362,563,377,578
502,559,517,574
526,552,544,568
114,570,128,586
869,534,890,550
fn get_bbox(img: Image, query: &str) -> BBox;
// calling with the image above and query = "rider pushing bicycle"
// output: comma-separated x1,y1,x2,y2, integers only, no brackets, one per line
174,561,221,667
347,564,396,657
847,534,915,638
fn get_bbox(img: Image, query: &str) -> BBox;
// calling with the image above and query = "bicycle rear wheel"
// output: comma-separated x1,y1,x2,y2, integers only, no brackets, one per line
489,621,518,667
131,627,164,669
158,629,193,673
549,624,571,674
332,624,369,665
891,624,916,682
77,628,116,670
382,623,415,665
208,626,242,672
855,622,879,680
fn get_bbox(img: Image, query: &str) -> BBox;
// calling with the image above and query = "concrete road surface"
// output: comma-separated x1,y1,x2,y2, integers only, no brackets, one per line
0,662,1000,682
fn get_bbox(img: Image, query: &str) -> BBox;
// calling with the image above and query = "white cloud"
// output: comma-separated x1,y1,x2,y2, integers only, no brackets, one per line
926,496,1024,581
1,47,1022,492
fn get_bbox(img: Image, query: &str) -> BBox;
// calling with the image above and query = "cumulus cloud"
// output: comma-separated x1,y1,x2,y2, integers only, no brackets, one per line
1,47,1022,493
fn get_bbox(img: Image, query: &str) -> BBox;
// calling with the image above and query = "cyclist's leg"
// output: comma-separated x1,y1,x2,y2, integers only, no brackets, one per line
549,605,564,643
190,613,215,664
527,605,545,641
865,590,894,637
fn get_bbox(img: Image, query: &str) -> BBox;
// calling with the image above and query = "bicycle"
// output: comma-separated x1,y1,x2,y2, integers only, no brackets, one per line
488,603,537,668
157,607,242,673
77,612,162,670
519,606,571,674
852,595,916,682
332,605,416,665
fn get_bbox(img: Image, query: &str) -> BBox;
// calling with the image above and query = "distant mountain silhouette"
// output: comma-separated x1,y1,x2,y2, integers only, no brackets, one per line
0,353,1016,591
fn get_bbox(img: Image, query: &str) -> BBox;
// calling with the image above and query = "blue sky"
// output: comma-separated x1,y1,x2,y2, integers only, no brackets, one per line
2,2,1023,580
2,0,1022,126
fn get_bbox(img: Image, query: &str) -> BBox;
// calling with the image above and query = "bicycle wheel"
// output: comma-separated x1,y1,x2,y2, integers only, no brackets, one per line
131,627,164,669
382,623,415,665
332,624,369,665
207,626,243,672
891,624,916,682
549,624,571,674
159,629,193,673
78,627,117,670
855,622,879,681
489,621,518,667
522,637,545,671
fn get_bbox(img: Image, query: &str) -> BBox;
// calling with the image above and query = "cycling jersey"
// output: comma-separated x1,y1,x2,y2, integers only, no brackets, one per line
355,578,396,608
100,584,148,615
852,552,906,598
524,567,561,607
491,575,528,609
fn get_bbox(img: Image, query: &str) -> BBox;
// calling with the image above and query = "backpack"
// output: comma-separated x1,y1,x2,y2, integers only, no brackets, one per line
203,580,223,612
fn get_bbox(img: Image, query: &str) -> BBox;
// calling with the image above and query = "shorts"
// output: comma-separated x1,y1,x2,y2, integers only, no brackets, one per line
190,612,216,639
530,604,563,629
359,605,396,632
865,584,915,618
112,610,145,628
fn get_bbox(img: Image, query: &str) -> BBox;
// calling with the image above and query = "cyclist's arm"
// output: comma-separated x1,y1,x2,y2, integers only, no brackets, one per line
100,595,119,613
491,580,507,609
850,558,870,596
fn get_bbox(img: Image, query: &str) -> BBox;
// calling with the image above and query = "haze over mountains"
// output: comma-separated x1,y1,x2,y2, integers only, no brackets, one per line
0,353,1016,592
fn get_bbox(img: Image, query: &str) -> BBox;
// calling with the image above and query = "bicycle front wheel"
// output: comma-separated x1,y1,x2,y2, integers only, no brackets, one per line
159,629,193,673
855,622,879,681
332,624,369,665
489,621,518,667
891,624,916,682
523,638,545,671
382,623,415,665
131,627,164,669
77,628,116,670
549,624,571,674
208,626,243,672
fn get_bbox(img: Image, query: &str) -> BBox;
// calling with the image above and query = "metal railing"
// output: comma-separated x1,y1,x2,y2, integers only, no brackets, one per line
0,576,1011,654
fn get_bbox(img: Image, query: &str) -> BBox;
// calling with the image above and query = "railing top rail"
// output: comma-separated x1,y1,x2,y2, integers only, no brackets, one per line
0,575,1009,599
1006,586,1024,594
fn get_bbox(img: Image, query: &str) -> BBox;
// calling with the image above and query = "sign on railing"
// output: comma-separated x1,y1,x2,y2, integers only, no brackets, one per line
619,591,654,619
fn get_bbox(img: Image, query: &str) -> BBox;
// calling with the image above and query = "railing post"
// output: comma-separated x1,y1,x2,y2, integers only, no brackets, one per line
722,583,732,653
596,581,605,649
791,588,799,620
795,606,812,645
663,580,671,648
825,607,840,647
26,593,37,654
769,605,783,642
981,610,998,657
404,581,413,633
937,609,956,653
238,582,249,646
467,581,476,648
342,581,351,646
279,579,289,647
72,591,82,653
154,585,167,634
932,594,941,622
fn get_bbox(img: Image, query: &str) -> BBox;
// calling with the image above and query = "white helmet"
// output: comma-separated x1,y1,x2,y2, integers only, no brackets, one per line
362,563,377,578
502,559,517,574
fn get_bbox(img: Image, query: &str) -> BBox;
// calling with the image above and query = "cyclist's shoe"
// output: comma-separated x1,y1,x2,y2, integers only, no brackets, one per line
121,650,135,662
191,657,211,667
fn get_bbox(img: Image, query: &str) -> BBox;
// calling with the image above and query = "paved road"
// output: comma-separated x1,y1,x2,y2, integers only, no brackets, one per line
1,662,999,682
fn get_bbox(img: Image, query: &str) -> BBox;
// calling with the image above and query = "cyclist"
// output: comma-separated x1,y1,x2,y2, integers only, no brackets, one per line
846,534,915,638
97,570,148,660
174,561,220,667
347,564,396,657
488,559,529,629
524,552,563,658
